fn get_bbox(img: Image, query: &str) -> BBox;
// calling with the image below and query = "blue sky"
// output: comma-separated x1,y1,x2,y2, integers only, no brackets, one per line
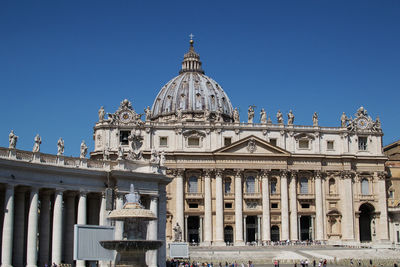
1,0,399,156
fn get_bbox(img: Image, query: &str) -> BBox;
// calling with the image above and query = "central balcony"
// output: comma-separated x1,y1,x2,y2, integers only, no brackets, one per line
185,192,204,200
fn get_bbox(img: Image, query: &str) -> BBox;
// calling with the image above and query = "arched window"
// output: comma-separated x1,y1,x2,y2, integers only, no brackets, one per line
329,178,336,194
270,178,277,195
224,178,232,194
246,176,255,193
300,177,308,194
361,178,369,195
188,176,198,193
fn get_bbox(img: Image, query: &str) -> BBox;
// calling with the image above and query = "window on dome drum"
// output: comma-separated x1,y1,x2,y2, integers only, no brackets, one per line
299,139,309,149
329,178,336,194
159,137,168,147
188,137,200,147
389,190,394,199
327,140,334,150
269,138,277,146
270,179,277,195
224,137,232,146
300,177,309,194
271,203,278,209
301,203,310,209
358,137,368,151
189,203,198,209
246,176,255,193
361,179,369,195
188,176,198,193
225,202,233,209
120,131,130,145
224,178,232,194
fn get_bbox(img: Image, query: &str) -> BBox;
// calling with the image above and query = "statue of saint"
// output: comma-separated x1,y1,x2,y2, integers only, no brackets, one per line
341,112,348,127
57,138,64,156
248,105,255,123
204,108,210,121
176,108,183,121
373,116,381,131
173,222,182,242
276,110,283,124
32,134,41,153
8,130,18,149
215,107,222,122
144,106,151,121
118,146,124,160
80,140,88,158
150,149,160,165
287,110,295,125
233,107,240,123
159,151,166,167
98,106,105,122
260,108,267,124
312,112,318,126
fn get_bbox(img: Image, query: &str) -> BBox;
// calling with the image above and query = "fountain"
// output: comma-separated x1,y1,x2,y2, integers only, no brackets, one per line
100,184,162,267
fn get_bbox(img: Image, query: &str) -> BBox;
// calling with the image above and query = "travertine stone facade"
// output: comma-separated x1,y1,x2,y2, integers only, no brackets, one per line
91,40,391,246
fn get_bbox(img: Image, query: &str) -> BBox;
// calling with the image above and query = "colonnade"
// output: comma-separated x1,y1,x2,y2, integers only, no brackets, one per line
0,184,160,267
173,169,326,245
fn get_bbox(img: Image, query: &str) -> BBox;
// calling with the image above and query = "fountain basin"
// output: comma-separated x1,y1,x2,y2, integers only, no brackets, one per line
100,240,163,251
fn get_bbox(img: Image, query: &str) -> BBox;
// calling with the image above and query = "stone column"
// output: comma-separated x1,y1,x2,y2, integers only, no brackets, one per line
39,191,51,267
289,171,298,240
280,171,289,241
99,191,108,226
203,169,212,245
146,196,158,267
243,216,247,243
257,215,261,243
114,193,124,240
77,191,87,267
377,172,389,241
340,172,355,241
315,171,324,240
27,187,39,267
52,190,63,265
199,216,203,243
234,169,244,245
13,189,26,267
184,215,189,242
64,192,76,265
175,169,185,239
214,169,225,245
1,184,14,267
261,171,271,242
157,186,167,267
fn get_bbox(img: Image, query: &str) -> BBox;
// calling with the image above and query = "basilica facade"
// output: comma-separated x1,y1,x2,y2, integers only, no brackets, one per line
92,39,390,246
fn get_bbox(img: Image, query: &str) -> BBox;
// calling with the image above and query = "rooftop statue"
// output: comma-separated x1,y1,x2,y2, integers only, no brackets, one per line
32,134,41,153
173,222,182,242
159,151,166,167
176,108,183,121
118,146,124,160
287,110,295,125
260,108,267,124
233,107,240,123
8,130,18,149
215,107,222,122
144,106,151,121
150,149,160,165
341,112,348,127
57,138,64,156
312,112,319,126
98,106,105,122
204,108,210,121
80,140,88,158
277,110,283,124
248,105,255,123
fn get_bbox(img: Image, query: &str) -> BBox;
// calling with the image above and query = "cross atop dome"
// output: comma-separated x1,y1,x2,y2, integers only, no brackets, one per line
180,35,204,74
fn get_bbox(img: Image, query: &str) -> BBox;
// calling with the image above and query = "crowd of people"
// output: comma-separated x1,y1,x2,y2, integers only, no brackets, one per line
166,259,255,267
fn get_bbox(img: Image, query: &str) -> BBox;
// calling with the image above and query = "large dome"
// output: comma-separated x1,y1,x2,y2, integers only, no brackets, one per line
151,40,234,122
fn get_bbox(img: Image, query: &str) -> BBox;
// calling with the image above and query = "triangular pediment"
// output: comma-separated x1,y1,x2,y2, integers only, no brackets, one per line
213,135,290,156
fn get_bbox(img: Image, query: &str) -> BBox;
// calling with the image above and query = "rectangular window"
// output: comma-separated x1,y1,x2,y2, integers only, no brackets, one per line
224,137,232,146
159,137,168,147
389,191,394,199
299,139,309,149
397,231,400,243
120,131,130,145
225,203,233,209
188,137,200,147
300,178,309,194
301,203,310,209
269,138,277,146
270,181,277,195
358,137,368,151
327,140,334,150
188,203,198,209
271,203,278,209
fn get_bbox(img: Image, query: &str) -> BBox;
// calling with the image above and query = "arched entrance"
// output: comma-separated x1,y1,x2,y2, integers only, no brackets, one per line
300,216,312,241
271,225,280,241
187,216,200,243
224,226,233,244
359,203,375,242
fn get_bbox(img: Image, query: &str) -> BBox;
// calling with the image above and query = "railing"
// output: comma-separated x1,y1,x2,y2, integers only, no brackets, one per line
297,194,315,200
185,192,204,199
0,148,9,158
326,193,340,199
243,192,261,199
224,192,235,199
269,193,281,199
358,194,375,200
40,154,57,164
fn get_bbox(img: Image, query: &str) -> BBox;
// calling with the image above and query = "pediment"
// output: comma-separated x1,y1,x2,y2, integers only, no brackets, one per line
213,135,290,156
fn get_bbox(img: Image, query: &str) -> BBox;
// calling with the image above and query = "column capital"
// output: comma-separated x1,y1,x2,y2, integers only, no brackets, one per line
314,170,325,179
260,169,271,178
280,169,289,178
168,168,185,177
215,168,224,177
150,195,159,202
377,171,387,180
234,168,244,178
340,170,355,180
78,190,88,197
203,169,213,178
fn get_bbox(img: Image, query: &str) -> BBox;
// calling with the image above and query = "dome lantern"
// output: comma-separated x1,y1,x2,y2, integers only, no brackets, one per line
179,38,204,74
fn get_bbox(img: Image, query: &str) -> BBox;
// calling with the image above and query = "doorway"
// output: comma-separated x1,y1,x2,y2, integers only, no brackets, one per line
271,225,280,241
224,226,233,244
246,216,257,242
359,203,374,242
187,216,200,243
300,216,312,241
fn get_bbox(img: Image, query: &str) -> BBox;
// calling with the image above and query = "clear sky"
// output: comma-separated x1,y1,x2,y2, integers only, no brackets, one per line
1,0,399,156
